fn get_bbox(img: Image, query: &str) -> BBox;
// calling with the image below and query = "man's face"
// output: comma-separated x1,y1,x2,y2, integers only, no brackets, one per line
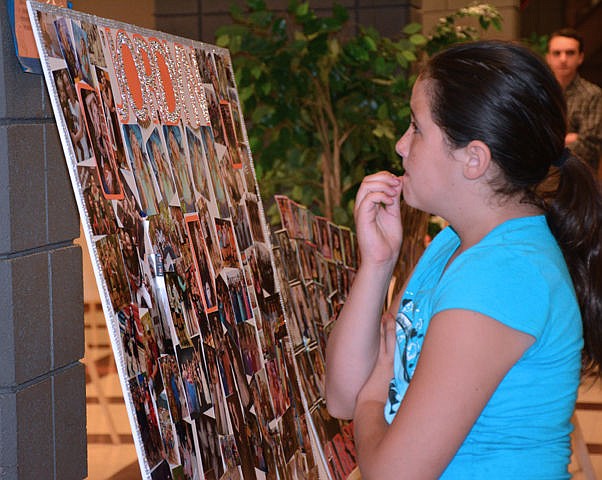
546,36,583,84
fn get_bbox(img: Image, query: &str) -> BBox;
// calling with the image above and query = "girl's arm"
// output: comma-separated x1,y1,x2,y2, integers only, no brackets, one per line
325,172,404,419
353,309,534,479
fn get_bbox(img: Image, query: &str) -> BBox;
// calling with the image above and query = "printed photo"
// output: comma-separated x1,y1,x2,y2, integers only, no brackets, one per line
245,196,265,244
123,123,159,215
71,21,93,85
220,151,243,205
80,21,106,67
145,128,177,205
78,166,116,235
185,214,217,313
148,204,185,274
54,17,79,81
226,89,245,145
329,223,343,264
129,373,165,468
53,68,92,163
159,354,190,424
97,66,127,170
156,391,181,466
214,218,239,268
237,144,256,192
340,226,354,268
175,420,200,479
38,11,62,58
213,52,235,97
79,84,124,199
237,320,262,376
164,271,193,347
316,216,332,259
231,203,253,254
185,126,211,201
176,344,204,420
96,234,131,310
164,124,195,212
195,196,222,273
200,126,229,218
195,414,224,480
202,85,224,145
218,101,240,167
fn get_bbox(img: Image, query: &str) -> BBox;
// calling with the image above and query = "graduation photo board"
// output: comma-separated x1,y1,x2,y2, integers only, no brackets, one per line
27,1,358,478
272,195,359,480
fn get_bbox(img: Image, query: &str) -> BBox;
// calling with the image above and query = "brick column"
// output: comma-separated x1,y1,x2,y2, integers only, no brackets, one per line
0,1,87,478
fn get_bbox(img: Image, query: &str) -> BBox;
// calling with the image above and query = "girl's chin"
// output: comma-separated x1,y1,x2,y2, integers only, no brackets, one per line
401,192,422,211
403,199,418,210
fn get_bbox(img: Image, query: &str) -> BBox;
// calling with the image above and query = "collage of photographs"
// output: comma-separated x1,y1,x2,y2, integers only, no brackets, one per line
272,195,359,480
30,3,337,479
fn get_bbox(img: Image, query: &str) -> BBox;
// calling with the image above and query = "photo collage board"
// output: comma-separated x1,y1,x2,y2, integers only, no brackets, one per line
272,196,360,480
28,2,333,479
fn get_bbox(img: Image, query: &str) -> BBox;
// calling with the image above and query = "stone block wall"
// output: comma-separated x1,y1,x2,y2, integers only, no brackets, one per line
0,0,86,478
154,0,421,43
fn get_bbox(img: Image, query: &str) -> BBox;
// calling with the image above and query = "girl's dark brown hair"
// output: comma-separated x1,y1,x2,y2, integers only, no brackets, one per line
422,40,602,378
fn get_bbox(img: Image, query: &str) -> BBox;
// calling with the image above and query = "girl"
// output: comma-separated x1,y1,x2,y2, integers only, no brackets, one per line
325,41,602,479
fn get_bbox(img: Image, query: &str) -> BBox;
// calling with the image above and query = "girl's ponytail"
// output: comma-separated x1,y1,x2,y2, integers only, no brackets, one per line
545,154,602,377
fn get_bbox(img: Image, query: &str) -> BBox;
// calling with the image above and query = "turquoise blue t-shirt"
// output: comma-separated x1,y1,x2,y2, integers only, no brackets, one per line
384,215,583,479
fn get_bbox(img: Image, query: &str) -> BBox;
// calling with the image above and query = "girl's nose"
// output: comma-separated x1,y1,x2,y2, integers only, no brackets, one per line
395,128,411,158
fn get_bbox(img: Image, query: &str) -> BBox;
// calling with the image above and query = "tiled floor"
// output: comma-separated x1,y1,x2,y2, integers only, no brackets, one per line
84,303,602,479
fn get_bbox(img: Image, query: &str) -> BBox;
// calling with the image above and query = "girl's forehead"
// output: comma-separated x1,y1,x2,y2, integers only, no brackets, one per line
410,79,431,115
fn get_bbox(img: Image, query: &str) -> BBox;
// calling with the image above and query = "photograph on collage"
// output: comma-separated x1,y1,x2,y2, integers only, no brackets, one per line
274,195,360,479
30,2,334,478
79,82,124,199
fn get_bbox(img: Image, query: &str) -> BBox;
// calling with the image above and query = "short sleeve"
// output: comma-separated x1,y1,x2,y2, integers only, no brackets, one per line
431,247,551,339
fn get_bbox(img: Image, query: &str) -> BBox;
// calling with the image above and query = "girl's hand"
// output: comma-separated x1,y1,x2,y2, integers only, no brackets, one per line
356,312,397,406
354,172,403,268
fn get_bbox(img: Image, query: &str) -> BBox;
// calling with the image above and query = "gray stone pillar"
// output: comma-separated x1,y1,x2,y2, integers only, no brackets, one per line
154,0,418,44
0,1,87,478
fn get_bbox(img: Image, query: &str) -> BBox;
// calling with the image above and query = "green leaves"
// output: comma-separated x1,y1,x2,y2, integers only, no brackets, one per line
425,3,502,55
246,0,266,11
523,32,549,56
403,23,422,35
215,1,503,225
362,35,377,52
409,34,426,46
295,2,309,17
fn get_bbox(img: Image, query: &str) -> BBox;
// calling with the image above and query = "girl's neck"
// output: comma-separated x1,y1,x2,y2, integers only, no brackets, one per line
449,200,542,255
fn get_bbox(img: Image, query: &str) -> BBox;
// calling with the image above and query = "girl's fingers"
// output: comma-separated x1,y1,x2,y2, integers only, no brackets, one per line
355,185,402,216
355,172,402,204
357,191,397,210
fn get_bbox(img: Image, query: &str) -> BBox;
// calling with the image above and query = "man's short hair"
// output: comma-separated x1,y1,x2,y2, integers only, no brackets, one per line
548,28,585,53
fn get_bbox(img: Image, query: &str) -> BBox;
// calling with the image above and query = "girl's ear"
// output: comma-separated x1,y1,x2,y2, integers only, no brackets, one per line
462,140,492,180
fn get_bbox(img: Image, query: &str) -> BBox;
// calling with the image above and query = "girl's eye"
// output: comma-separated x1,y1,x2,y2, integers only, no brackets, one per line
410,121,419,133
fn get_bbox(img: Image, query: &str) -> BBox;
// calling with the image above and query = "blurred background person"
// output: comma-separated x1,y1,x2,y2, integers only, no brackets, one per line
547,28,602,171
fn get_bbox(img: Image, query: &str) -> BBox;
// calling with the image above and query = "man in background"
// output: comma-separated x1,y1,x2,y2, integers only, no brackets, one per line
546,28,602,171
